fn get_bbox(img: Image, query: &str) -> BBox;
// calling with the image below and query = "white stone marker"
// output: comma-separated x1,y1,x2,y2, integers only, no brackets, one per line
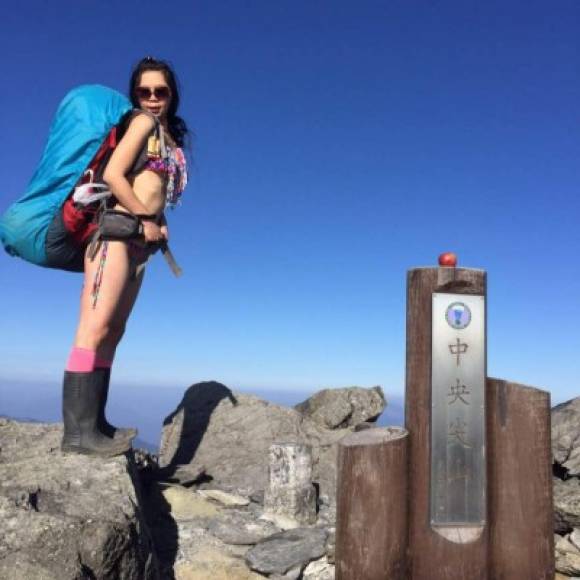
263,443,317,528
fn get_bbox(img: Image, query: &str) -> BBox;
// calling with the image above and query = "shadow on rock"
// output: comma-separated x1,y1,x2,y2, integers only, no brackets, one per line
159,381,237,477
137,466,178,580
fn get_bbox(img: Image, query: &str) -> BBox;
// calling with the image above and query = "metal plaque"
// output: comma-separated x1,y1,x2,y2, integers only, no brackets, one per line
430,293,486,527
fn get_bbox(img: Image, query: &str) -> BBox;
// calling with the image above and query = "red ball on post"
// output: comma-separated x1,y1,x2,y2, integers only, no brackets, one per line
438,252,457,267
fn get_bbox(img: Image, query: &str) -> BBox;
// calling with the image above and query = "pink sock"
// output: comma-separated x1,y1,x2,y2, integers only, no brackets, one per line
66,347,97,372
95,356,113,369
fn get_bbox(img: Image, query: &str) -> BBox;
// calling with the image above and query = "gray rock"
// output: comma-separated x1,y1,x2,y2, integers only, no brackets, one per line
555,478,580,533
303,556,335,580
553,398,580,476
294,386,385,429
571,529,580,551
250,490,265,505
208,511,280,545
159,382,302,487
158,382,387,504
0,419,158,580
245,528,328,575
556,533,580,576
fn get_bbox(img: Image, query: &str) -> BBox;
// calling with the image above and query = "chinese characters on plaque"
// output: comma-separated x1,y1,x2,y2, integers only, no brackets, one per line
430,294,486,527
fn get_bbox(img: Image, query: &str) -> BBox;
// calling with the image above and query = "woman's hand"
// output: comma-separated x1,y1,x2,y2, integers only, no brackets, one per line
142,220,166,243
160,223,169,241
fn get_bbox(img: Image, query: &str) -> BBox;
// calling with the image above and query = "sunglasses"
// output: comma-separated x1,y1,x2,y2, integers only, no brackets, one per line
135,86,171,100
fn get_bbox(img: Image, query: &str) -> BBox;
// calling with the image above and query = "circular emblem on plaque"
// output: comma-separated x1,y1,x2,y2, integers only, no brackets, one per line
445,302,471,329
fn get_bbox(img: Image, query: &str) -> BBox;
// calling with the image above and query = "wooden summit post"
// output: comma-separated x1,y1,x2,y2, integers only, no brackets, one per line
406,267,488,579
406,266,554,580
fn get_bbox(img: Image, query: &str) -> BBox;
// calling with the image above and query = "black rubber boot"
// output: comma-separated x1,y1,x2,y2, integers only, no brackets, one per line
99,368,138,442
61,370,133,457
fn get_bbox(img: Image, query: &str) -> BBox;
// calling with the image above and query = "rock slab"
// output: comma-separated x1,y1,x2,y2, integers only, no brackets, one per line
245,528,328,575
0,418,157,580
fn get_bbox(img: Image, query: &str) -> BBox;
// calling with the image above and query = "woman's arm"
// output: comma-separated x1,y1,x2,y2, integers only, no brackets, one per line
103,113,156,216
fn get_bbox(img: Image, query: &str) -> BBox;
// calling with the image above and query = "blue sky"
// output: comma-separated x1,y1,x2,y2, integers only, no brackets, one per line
1,1,579,408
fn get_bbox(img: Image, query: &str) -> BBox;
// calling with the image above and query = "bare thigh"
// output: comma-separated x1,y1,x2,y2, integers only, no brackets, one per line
74,241,145,354
114,263,145,325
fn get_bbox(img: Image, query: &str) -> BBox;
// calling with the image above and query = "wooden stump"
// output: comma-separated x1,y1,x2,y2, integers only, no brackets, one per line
487,378,555,579
405,267,488,580
263,443,316,527
335,427,408,580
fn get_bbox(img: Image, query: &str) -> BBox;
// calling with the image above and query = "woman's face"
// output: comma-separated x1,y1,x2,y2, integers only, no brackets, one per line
135,70,172,119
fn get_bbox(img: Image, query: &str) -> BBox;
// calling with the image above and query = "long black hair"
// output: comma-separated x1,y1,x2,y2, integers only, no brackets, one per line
129,56,189,148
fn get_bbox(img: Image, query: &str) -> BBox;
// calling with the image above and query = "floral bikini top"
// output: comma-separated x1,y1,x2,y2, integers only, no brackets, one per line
144,144,188,208
128,111,188,208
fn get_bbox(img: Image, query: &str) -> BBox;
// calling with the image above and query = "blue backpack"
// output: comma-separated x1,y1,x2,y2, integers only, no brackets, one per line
0,85,132,269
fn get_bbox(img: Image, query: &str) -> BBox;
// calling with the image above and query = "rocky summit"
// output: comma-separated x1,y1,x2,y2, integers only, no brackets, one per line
1,383,381,579
2,386,580,579
0,418,157,580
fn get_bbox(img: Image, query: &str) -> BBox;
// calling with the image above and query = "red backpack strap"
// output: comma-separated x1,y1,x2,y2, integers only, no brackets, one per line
88,127,117,175
109,126,117,148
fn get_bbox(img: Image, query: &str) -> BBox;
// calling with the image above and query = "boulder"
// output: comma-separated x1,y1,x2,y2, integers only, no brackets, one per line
553,397,580,476
0,418,158,580
159,382,386,504
207,511,280,545
159,383,303,492
294,386,385,429
244,528,328,575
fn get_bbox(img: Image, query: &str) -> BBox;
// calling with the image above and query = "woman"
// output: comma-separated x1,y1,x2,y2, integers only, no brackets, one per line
61,57,189,457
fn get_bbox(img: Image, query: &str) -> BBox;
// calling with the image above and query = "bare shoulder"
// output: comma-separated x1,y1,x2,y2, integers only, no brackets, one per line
104,112,156,180
125,111,156,135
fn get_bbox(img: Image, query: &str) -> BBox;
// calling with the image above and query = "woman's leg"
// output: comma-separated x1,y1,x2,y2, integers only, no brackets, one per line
96,261,146,362
62,241,139,456
93,262,146,439
74,241,135,354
